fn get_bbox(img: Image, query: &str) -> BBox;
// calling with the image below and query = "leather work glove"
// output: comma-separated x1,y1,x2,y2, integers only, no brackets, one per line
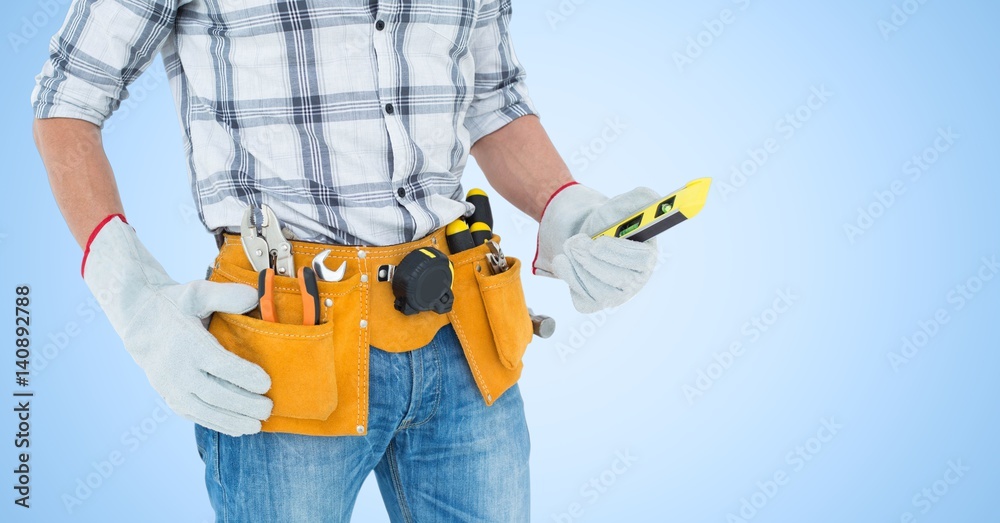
533,183,660,314
82,215,273,436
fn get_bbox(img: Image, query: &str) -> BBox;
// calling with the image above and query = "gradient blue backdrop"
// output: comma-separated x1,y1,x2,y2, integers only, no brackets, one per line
2,1,997,521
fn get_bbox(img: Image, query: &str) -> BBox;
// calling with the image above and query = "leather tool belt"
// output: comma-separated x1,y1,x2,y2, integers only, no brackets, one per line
206,226,533,436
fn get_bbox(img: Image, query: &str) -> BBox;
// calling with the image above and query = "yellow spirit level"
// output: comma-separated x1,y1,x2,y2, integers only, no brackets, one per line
592,178,711,242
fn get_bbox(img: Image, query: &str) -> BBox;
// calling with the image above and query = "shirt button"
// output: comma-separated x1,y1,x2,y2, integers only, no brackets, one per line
385,103,394,114
375,20,385,31
397,187,406,198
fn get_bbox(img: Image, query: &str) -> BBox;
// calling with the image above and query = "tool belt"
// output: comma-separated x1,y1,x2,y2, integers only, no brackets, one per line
206,226,533,437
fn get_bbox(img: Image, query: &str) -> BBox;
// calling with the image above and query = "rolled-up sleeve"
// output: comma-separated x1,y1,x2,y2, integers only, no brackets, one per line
31,0,181,127
463,0,538,145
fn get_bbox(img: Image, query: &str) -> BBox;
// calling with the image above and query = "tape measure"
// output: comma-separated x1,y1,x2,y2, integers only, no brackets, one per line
390,247,455,316
593,178,711,242
386,211,482,316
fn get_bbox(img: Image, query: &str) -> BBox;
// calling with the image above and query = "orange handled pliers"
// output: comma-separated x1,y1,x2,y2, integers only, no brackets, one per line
257,266,321,326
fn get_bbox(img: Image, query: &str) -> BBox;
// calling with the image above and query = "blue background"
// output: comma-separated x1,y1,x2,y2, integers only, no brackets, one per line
2,0,998,521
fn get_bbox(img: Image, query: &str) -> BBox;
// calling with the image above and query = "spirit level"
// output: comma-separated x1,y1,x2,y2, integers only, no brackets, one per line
592,178,711,242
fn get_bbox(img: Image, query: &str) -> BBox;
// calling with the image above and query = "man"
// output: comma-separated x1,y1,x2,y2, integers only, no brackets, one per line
32,0,659,520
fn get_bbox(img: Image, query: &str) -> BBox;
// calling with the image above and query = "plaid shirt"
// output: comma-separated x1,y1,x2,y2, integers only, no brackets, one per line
32,0,536,246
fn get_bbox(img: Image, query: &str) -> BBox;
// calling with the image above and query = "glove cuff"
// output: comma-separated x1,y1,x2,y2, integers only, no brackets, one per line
82,216,174,337
82,214,128,278
532,183,608,277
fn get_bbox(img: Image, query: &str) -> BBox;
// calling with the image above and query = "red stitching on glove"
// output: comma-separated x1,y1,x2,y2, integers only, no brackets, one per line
81,214,127,278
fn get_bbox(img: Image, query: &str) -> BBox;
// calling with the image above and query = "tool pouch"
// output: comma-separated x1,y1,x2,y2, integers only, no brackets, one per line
208,309,338,421
448,248,533,405
207,260,364,433
476,257,534,370
206,229,533,436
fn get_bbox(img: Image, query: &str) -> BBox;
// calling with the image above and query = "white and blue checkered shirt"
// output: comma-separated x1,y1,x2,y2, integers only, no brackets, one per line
32,0,536,246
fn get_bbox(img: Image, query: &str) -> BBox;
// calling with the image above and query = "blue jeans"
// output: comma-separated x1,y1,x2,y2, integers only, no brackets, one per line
194,324,531,522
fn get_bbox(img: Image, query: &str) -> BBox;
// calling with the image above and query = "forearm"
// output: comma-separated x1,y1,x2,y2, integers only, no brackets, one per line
33,118,124,249
470,115,575,221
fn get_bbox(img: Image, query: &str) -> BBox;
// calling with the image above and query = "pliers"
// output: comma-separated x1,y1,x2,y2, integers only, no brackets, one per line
241,204,294,276
256,266,320,326
241,204,320,325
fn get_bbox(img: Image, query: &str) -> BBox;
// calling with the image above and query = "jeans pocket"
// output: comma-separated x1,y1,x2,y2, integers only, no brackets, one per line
194,425,207,462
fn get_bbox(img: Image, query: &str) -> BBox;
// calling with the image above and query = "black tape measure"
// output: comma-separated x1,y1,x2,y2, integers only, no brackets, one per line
391,247,455,316
388,189,493,316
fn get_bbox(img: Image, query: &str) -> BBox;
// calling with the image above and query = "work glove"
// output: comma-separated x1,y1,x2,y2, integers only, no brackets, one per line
533,184,660,314
82,215,273,436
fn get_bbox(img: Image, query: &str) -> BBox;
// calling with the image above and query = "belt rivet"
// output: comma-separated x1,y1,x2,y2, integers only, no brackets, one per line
360,319,368,328
487,394,493,402
431,237,438,245
356,425,365,434
324,298,333,307
360,274,369,283
357,250,367,259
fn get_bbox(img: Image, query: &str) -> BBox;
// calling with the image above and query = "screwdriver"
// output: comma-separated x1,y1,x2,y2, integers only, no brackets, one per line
467,190,558,338
469,222,493,246
446,219,476,254
466,188,494,245
466,188,493,230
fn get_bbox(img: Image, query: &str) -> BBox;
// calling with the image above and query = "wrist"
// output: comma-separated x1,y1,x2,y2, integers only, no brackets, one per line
537,181,578,222
82,216,176,337
532,183,608,276
81,214,128,278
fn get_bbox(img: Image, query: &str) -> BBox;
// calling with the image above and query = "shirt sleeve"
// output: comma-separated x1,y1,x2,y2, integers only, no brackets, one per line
30,0,184,127
463,0,538,145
